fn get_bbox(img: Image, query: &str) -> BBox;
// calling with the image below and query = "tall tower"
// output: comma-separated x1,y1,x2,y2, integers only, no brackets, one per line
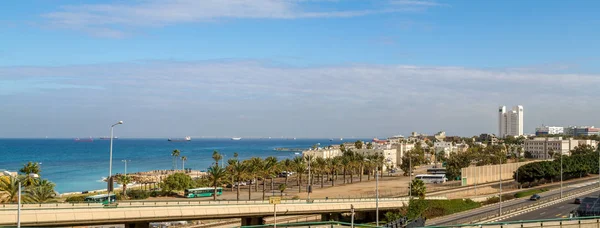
498,105,523,137
498,106,506,137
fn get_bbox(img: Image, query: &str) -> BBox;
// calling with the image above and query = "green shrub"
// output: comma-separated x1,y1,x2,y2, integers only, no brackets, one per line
127,190,150,200
65,195,88,203
291,196,300,200
514,188,548,198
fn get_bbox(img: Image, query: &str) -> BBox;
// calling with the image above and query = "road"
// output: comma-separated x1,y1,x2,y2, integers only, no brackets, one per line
500,189,600,221
426,180,599,226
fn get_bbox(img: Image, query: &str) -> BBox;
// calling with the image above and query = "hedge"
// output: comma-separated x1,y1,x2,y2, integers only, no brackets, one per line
514,188,548,198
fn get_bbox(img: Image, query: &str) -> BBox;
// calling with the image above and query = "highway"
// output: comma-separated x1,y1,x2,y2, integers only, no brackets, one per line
500,189,600,221
426,180,600,226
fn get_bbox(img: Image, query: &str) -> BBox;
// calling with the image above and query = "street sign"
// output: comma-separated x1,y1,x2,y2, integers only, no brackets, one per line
269,197,281,204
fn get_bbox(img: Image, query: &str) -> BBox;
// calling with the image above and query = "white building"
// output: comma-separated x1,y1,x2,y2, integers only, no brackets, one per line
524,137,598,159
302,148,342,159
498,105,524,137
395,142,415,165
535,126,564,136
434,141,455,158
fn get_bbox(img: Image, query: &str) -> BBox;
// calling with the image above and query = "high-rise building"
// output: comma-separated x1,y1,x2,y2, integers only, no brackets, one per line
498,105,524,137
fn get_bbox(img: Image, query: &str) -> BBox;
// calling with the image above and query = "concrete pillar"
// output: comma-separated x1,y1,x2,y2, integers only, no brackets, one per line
321,213,341,221
126,222,150,228
241,217,265,226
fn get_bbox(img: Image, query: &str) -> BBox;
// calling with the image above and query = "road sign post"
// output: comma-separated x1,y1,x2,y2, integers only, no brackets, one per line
270,197,281,228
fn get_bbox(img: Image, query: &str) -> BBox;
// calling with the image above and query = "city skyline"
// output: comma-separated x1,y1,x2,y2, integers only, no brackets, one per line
2,1,600,138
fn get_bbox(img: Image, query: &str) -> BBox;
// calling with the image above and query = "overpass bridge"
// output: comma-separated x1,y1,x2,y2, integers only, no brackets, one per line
0,197,445,227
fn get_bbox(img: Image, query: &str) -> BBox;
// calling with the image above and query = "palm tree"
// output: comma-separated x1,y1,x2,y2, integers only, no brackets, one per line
171,149,180,170
263,156,278,200
354,140,363,149
181,156,187,171
25,179,56,203
212,150,223,167
355,153,365,182
328,157,340,186
20,162,40,186
207,164,227,200
292,156,305,193
410,179,426,199
242,159,255,200
116,175,132,198
280,159,293,185
341,155,351,184
249,157,263,193
228,157,247,201
0,176,20,203
315,157,327,188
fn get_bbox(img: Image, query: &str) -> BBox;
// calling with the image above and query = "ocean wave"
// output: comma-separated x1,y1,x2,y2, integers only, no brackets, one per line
97,177,107,182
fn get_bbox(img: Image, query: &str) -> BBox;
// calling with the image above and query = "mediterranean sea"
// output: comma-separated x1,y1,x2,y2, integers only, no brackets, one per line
0,138,353,193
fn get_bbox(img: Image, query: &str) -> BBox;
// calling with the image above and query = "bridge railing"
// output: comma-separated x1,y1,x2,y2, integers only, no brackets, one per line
238,221,380,228
427,216,600,228
0,196,446,209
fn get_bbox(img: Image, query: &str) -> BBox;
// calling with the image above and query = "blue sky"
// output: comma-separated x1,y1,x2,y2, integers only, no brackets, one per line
1,0,600,138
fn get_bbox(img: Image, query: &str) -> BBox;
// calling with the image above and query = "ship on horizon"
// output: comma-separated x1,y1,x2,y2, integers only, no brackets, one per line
74,137,93,142
99,136,118,140
168,136,191,142
231,137,242,141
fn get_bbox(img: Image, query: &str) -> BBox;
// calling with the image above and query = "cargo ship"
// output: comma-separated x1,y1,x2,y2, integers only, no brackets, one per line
75,137,94,142
168,136,191,142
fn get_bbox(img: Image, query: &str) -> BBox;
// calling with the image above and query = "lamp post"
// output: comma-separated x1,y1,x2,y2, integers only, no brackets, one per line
17,180,21,228
376,162,379,227
108,121,123,202
499,154,503,216
121,160,130,175
307,155,312,202
351,204,355,228
560,151,563,198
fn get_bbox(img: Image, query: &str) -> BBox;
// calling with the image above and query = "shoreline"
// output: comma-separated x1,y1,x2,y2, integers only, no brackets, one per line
59,169,206,197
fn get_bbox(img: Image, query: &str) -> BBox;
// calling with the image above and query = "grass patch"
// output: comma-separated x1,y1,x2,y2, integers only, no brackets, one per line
424,199,481,218
514,188,548,198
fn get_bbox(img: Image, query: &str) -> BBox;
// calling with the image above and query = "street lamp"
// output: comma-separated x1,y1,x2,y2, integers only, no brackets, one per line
121,160,131,175
108,121,123,202
307,155,312,202
560,151,563,198
17,179,21,228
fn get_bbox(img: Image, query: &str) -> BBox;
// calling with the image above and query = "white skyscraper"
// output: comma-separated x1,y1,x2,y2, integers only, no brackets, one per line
498,105,523,137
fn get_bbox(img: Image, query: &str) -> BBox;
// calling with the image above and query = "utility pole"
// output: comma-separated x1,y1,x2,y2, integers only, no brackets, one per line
560,151,563,198
17,181,21,228
499,157,503,215
351,204,355,228
307,155,311,202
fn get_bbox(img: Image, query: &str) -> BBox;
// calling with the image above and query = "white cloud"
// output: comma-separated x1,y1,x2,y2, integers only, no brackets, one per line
40,0,436,37
390,0,446,7
1,60,599,138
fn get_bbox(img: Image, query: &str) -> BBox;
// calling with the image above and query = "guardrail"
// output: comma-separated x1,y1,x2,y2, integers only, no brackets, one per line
426,215,600,228
0,196,447,209
239,221,380,228
431,184,600,225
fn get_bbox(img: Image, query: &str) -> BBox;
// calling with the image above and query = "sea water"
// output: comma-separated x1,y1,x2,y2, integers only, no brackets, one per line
0,138,350,193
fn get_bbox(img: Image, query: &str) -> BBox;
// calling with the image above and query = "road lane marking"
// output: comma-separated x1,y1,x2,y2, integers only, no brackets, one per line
556,214,562,217
540,212,546,215
559,206,564,208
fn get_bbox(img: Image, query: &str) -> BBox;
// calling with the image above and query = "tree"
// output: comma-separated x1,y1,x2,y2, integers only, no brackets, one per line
292,156,305,192
280,159,293,185
409,179,426,198
212,150,223,167
161,172,194,193
116,175,132,198
207,164,227,200
263,156,278,200
171,149,180,170
315,157,327,188
366,142,374,149
340,144,346,153
250,157,264,193
228,158,247,201
354,140,364,149
328,157,340,186
25,179,56,203
243,159,256,200
20,162,40,186
0,176,20,203
571,144,595,156
181,156,187,171
278,183,287,196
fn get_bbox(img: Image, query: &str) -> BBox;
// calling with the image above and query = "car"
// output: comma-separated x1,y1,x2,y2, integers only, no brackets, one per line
574,198,581,204
530,194,541,201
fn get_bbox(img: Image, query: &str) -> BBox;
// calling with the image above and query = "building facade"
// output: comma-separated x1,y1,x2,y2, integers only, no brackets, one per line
524,137,597,159
498,105,524,137
535,126,564,136
564,126,600,137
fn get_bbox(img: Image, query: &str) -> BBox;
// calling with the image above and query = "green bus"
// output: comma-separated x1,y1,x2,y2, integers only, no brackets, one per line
185,187,223,198
84,194,117,204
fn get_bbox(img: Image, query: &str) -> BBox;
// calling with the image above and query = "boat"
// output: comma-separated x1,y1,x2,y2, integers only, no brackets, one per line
75,137,93,142
340,138,343,141
168,136,191,142
99,136,118,140
231,137,242,141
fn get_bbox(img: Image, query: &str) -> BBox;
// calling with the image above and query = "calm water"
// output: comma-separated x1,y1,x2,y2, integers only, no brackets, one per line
0,138,351,193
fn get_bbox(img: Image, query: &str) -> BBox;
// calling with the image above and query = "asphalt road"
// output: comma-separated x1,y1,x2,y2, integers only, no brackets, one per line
500,190,600,221
426,180,599,226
